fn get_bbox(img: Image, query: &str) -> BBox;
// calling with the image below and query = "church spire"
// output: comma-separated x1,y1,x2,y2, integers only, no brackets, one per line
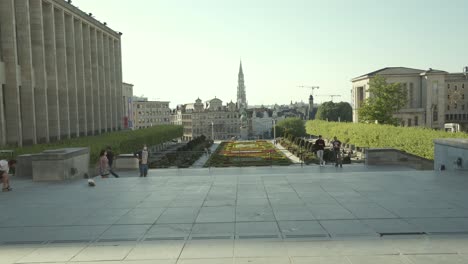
237,60,247,110
239,60,244,77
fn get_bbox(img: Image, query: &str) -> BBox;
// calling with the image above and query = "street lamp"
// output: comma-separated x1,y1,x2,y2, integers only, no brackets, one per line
211,121,214,140
272,119,276,142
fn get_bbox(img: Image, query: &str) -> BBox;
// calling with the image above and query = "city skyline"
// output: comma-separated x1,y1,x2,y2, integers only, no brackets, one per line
73,0,468,107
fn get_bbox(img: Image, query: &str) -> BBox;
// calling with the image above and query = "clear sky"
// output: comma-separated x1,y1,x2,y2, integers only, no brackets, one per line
74,0,468,107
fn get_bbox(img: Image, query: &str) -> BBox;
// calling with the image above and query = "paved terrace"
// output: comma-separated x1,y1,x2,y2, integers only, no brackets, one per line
1,166,468,263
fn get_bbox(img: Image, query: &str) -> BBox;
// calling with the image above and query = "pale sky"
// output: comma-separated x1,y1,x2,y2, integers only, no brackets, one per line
74,0,468,107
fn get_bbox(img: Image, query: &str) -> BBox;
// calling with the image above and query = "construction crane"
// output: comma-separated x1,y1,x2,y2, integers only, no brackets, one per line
316,94,342,102
298,85,319,96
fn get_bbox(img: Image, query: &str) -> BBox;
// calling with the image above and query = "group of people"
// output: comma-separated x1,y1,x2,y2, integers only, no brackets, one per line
97,145,150,178
1,159,16,192
313,135,343,167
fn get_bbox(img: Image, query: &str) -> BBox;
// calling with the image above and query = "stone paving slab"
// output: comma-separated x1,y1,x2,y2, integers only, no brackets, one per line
1,166,468,262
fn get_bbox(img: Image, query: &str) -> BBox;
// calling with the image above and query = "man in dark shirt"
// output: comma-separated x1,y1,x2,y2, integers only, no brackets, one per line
331,136,342,168
314,135,326,166
106,146,119,178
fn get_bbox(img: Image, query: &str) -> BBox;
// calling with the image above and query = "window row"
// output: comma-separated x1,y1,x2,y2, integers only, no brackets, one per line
446,114,468,121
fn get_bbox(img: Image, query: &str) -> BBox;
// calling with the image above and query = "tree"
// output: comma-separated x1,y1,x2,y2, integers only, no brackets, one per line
275,118,306,138
316,101,352,122
358,75,407,125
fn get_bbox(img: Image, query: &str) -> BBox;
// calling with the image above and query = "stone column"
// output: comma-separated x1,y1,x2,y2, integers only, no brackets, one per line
90,27,100,134
97,31,107,132
29,0,49,143
0,0,23,145
115,38,123,130
65,13,78,137
74,19,86,136
109,37,116,130
42,2,60,141
14,0,37,145
82,23,94,135
104,35,112,131
54,7,70,139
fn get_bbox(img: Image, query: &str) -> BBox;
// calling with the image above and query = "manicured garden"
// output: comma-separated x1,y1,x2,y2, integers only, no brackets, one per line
204,140,292,167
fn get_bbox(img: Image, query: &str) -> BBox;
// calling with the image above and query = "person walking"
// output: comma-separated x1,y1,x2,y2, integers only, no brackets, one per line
99,150,110,178
134,145,149,177
106,146,119,178
314,135,326,166
0,160,13,192
331,136,342,168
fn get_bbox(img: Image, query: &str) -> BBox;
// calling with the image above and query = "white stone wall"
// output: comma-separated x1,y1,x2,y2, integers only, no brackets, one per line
434,138,468,171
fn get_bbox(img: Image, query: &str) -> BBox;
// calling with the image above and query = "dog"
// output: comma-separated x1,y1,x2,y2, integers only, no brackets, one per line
88,178,96,187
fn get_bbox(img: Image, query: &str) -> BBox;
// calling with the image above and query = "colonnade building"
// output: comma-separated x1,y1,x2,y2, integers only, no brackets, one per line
0,0,123,146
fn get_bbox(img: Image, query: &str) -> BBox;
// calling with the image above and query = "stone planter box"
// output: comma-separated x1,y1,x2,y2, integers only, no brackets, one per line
434,138,468,171
114,154,139,169
31,148,90,181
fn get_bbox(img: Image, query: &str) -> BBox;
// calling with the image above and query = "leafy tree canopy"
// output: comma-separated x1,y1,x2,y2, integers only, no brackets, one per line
358,75,407,125
316,101,352,122
275,117,306,138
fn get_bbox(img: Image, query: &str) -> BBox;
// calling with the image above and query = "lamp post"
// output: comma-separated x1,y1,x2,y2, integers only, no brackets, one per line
211,121,214,140
272,119,276,142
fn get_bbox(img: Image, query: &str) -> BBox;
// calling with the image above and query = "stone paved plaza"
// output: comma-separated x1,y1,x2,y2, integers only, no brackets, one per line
1,165,468,263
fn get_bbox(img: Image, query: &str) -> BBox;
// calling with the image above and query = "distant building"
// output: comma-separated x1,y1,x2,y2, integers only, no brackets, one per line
248,108,274,139
122,83,134,129
352,67,468,131
0,0,123,146
181,98,241,141
132,100,171,129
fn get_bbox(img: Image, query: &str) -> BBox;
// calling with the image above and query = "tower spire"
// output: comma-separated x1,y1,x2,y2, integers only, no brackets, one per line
237,60,247,110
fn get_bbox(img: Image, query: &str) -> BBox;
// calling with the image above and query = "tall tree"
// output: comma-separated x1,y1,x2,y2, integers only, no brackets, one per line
358,75,407,125
316,101,352,122
275,118,306,138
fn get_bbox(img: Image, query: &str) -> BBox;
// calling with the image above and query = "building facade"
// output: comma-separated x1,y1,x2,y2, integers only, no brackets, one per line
122,82,133,129
352,67,468,131
0,0,123,146
132,99,171,129
181,98,241,141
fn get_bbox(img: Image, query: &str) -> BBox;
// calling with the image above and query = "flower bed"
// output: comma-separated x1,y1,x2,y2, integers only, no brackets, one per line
205,140,292,167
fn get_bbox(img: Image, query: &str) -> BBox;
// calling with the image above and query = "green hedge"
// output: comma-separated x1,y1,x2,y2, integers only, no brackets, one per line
4,125,183,163
306,120,468,160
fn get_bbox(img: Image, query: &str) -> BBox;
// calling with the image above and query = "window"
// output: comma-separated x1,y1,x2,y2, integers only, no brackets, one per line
407,118,412,127
414,116,418,126
448,105,450,110
446,114,449,120
455,85,458,91
462,105,465,111
448,94,450,99
448,84,450,89
455,103,458,109
433,105,438,122
463,94,465,100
